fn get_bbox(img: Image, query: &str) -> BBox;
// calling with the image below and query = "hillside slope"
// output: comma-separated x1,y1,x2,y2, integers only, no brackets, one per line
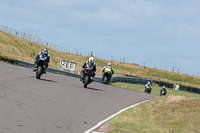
0,31,200,88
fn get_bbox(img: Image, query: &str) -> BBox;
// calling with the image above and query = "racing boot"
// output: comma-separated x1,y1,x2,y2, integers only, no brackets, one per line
33,65,37,72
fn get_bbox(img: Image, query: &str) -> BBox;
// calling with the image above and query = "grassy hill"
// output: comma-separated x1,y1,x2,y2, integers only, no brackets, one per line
0,31,200,88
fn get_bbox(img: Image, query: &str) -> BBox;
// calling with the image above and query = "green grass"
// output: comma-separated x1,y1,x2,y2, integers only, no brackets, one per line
100,82,200,133
107,96,200,133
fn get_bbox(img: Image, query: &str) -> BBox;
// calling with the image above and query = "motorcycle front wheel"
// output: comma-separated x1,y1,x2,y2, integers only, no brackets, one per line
36,66,42,79
84,75,90,88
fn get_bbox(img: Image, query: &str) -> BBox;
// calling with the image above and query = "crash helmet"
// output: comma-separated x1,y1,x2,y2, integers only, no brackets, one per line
147,82,150,85
43,48,48,54
108,63,111,66
89,57,94,63
163,86,165,88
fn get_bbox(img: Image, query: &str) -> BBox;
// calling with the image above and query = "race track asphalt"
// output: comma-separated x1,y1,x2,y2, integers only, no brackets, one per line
0,62,156,133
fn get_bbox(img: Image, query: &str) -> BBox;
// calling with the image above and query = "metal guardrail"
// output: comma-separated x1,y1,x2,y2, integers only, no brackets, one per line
18,60,152,84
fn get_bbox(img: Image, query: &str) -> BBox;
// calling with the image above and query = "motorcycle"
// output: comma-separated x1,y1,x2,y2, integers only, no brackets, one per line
160,88,167,96
102,71,112,84
35,58,46,79
144,86,152,94
82,68,94,88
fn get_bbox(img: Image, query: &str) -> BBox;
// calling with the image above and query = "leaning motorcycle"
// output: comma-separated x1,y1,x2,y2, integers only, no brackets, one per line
160,89,167,96
35,58,46,79
102,72,112,84
82,68,94,88
144,86,152,94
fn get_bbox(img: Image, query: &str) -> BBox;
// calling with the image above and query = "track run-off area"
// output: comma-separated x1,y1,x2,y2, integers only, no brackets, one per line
0,62,156,133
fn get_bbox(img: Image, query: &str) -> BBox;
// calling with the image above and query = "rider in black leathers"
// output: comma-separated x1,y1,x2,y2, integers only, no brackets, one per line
33,48,50,73
81,57,96,81
160,86,167,96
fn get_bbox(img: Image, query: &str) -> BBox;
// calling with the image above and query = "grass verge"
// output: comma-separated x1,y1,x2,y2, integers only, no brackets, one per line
98,82,200,133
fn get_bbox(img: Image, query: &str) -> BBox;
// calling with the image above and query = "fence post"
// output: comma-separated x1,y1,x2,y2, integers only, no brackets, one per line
143,62,146,68
1,25,89,57
90,51,93,57
23,33,25,39
123,57,125,63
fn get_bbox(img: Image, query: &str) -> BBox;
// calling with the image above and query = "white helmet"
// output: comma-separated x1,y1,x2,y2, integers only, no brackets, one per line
148,82,150,84
89,57,94,63
108,63,111,66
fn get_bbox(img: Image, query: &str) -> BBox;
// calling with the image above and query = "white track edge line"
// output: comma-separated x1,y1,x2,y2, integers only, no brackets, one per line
84,100,149,133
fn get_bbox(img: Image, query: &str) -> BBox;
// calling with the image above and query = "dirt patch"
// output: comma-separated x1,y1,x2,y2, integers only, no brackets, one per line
98,123,115,133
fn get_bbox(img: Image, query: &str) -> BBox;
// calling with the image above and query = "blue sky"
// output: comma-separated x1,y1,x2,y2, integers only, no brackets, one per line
1,0,200,75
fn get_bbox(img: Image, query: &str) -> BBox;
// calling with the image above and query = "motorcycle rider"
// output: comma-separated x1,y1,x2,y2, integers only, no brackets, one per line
102,62,114,80
145,81,152,93
81,57,96,81
160,86,167,96
145,82,152,88
33,48,50,73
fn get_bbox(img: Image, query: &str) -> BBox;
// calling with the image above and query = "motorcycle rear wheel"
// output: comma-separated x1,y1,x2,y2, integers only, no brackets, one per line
103,76,109,84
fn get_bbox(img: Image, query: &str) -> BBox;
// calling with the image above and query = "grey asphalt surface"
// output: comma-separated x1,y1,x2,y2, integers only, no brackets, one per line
0,62,156,133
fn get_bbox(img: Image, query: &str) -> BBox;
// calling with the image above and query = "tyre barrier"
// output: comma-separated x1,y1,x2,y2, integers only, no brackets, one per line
112,76,152,85
154,81,200,94
187,87,199,94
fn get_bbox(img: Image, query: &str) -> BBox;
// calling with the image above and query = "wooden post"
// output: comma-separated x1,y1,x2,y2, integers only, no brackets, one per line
90,51,93,57
154,64,156,69
172,66,174,72
177,68,179,74
110,57,113,63
143,62,146,68
123,57,125,63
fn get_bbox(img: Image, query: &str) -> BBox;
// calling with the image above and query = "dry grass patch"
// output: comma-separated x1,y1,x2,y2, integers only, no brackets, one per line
107,96,200,133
